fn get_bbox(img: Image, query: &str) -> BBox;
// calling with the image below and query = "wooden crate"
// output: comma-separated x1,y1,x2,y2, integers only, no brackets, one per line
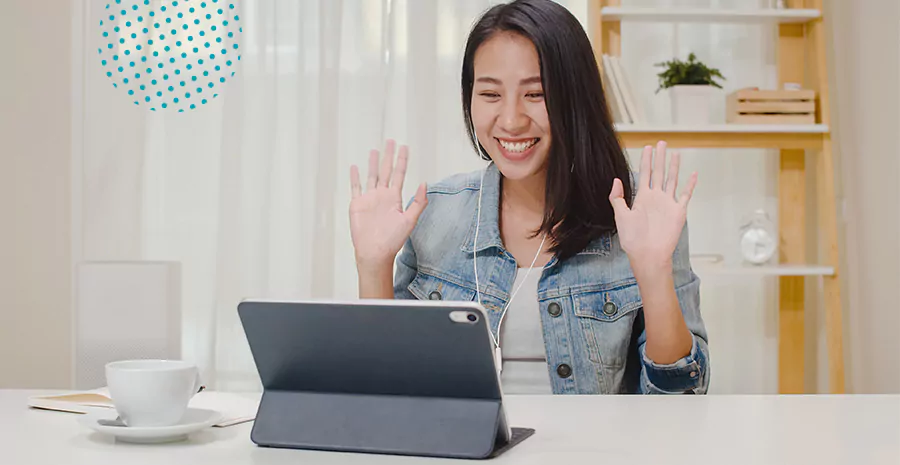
726,88,817,124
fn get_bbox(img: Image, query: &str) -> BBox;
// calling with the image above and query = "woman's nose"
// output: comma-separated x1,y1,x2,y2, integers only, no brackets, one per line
498,99,529,134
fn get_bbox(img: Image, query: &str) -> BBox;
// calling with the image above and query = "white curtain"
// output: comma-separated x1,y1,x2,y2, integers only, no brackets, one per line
80,0,588,391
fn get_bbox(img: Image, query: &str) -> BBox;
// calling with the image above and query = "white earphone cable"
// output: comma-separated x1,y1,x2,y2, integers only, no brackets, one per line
492,234,546,350
474,166,485,309
473,162,546,371
471,126,547,372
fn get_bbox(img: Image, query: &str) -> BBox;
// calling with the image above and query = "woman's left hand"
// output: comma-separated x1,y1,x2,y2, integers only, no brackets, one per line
608,141,697,273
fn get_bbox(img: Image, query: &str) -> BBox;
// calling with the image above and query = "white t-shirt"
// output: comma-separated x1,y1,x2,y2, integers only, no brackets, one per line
499,267,553,394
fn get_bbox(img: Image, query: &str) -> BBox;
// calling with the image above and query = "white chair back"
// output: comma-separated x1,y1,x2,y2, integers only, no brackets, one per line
74,261,181,390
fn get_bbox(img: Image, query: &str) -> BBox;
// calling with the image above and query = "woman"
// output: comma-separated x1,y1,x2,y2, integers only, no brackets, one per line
348,0,709,395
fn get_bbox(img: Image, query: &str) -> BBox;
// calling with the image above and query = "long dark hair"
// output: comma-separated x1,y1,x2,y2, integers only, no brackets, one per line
461,0,633,261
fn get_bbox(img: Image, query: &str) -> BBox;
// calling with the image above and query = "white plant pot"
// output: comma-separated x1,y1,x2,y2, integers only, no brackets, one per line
669,85,720,125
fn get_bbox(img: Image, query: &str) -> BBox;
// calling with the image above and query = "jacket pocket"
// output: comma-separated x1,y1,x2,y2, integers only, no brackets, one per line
572,281,642,366
407,271,477,302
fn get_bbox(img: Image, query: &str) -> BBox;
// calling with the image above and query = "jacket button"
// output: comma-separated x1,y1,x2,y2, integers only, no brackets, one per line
547,302,562,317
556,364,572,378
429,291,442,300
602,301,618,316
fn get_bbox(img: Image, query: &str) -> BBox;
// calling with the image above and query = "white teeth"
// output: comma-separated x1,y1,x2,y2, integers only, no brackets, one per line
499,138,538,153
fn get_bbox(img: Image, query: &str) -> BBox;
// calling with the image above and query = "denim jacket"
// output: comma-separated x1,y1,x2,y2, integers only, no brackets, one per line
393,163,710,394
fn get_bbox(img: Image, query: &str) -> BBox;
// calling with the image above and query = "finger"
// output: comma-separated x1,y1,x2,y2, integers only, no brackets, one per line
378,139,396,188
608,178,629,215
391,145,409,193
366,150,379,191
638,145,652,190
665,150,680,198
651,140,667,190
678,172,699,208
350,165,362,199
403,182,429,225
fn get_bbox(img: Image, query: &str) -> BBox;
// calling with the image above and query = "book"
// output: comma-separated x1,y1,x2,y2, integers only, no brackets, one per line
27,388,259,428
601,54,631,123
609,55,645,124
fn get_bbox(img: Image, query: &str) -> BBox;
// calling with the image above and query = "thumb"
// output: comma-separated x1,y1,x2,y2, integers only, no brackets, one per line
608,178,628,215
403,183,429,225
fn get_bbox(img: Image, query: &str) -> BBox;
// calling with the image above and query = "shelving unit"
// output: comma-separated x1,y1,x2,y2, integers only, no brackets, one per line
590,0,844,394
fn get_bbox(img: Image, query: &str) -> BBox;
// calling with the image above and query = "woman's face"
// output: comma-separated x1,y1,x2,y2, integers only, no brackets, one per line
471,32,551,182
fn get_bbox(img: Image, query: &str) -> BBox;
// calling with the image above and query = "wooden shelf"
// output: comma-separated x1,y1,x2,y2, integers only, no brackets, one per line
614,124,829,149
600,7,822,24
616,124,829,133
694,263,835,277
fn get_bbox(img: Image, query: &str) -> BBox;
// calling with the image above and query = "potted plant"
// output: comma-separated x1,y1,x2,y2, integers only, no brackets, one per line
654,53,726,125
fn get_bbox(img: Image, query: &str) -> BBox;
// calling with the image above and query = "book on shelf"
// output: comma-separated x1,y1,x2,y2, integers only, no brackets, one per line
600,54,645,125
600,54,629,123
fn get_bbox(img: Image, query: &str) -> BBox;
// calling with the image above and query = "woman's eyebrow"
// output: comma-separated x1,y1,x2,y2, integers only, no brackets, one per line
475,76,502,85
474,76,542,85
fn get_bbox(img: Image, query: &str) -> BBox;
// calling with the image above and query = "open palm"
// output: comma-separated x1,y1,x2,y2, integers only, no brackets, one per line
608,141,697,268
349,140,427,267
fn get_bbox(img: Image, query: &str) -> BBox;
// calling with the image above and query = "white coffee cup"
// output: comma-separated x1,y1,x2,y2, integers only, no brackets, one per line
105,359,203,427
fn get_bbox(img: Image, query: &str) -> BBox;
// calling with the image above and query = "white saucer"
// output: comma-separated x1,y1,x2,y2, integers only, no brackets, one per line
78,408,223,444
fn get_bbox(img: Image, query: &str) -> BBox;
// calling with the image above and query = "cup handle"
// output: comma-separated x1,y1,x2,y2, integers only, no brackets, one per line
192,372,205,396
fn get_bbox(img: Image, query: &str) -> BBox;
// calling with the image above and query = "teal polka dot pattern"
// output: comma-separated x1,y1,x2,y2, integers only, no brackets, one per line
99,0,242,112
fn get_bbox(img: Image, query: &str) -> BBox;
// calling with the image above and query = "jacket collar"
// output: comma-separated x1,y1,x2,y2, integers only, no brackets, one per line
460,163,504,254
459,162,612,257
579,233,611,255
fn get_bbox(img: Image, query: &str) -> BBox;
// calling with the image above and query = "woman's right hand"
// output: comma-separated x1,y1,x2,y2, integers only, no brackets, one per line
349,140,428,271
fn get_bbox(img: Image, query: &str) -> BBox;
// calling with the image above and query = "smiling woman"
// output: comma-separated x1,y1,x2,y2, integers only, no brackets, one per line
348,0,709,396
460,3,632,261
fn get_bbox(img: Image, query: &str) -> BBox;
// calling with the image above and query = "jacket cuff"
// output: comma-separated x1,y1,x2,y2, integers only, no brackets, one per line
640,337,708,394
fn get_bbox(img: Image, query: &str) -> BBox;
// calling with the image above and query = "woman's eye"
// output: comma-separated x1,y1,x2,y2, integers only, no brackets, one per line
526,92,544,99
480,92,500,98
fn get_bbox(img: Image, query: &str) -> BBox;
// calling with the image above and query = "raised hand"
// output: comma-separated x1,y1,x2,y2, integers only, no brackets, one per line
608,141,697,271
349,140,428,269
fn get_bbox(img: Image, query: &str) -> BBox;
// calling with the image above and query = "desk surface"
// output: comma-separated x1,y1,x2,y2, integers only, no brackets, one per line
3,390,898,464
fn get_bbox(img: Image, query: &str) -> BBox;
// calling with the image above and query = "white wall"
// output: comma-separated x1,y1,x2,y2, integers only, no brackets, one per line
828,0,900,394
0,2,73,388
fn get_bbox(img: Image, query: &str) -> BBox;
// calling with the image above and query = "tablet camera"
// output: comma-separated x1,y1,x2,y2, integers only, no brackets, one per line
449,310,479,324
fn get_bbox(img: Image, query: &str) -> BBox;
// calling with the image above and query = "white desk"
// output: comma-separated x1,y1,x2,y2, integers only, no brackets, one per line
3,390,898,464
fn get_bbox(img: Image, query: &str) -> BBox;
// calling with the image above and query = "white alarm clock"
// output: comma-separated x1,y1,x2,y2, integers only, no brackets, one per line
739,210,777,265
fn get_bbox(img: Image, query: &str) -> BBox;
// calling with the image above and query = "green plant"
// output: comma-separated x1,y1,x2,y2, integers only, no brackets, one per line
653,53,725,93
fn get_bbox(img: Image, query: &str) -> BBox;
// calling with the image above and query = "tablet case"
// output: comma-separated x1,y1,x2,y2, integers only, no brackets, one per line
237,299,534,460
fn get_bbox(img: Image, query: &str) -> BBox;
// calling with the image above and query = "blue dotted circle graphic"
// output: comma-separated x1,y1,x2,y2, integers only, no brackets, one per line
99,0,243,112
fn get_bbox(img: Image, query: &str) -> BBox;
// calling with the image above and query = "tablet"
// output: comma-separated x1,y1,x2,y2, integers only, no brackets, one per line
237,298,528,459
